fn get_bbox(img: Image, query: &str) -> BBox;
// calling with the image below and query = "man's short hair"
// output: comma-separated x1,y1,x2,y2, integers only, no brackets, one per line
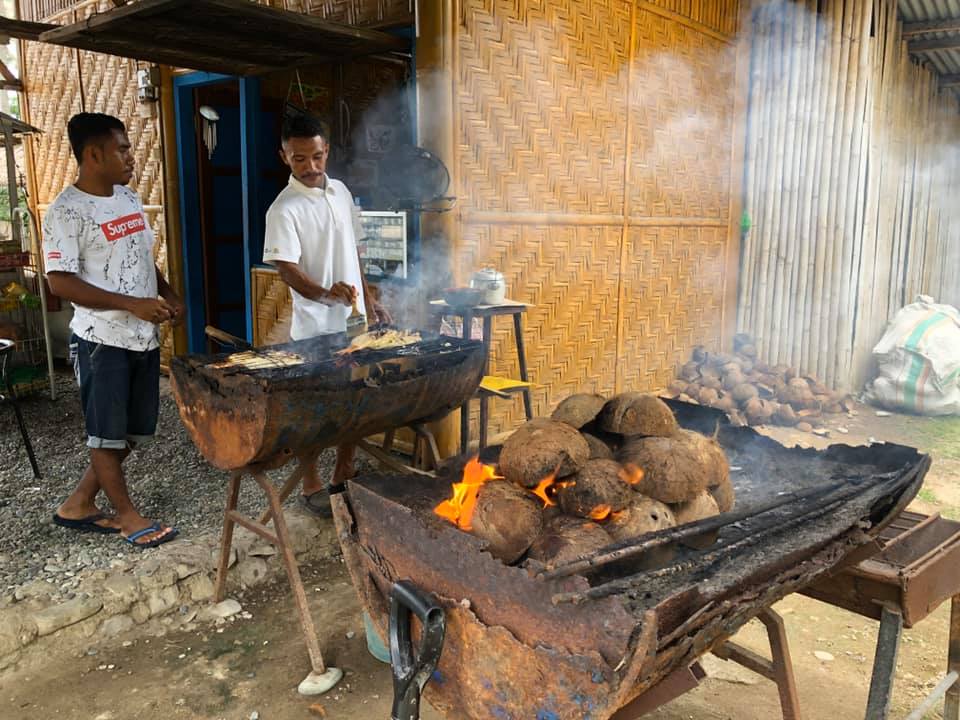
67,113,126,164
281,112,329,145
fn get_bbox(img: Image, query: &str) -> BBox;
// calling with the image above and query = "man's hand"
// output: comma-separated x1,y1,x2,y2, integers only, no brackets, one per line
126,297,174,324
166,296,186,327
314,282,355,307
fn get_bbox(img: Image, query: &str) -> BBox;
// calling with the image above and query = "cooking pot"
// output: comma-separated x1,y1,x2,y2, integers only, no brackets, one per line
469,267,506,305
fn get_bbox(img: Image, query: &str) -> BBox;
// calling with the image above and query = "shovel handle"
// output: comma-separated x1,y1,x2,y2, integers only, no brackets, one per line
204,325,252,350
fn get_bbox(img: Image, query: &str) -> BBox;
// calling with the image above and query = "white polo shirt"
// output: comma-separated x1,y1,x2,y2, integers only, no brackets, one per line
262,175,366,340
42,185,159,351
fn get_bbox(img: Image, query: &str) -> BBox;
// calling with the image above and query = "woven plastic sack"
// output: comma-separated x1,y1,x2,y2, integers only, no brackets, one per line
865,295,960,415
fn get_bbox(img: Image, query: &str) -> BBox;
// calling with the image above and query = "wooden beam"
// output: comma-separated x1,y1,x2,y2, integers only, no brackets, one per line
908,36,960,53
941,74,960,88
0,17,57,42
0,80,22,91
903,17,960,37
0,59,17,85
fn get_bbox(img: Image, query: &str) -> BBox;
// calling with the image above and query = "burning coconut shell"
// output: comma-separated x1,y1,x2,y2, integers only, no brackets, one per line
471,480,543,564
499,418,590,488
598,393,678,438
556,459,632,518
527,515,612,567
617,429,719,504
550,393,607,430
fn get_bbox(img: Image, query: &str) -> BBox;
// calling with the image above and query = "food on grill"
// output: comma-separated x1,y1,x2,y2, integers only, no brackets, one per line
335,328,422,355
598,393,678,438
606,496,675,542
499,418,590,488
527,515,611,567
550,393,607,430
581,432,614,460
617,432,715,504
471,481,543,563
556,459,632,518
209,349,305,369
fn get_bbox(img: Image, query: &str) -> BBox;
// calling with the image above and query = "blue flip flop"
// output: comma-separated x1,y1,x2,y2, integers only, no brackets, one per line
123,523,179,549
53,512,121,535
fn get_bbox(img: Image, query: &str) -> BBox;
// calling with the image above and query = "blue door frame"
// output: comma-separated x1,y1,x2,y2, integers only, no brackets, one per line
173,72,261,352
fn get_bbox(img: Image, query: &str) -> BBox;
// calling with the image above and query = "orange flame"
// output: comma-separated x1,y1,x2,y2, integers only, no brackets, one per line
589,504,612,521
619,463,645,486
433,457,500,531
532,473,558,507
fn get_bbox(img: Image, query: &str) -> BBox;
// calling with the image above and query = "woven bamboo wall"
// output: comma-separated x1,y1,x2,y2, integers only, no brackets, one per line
455,0,742,438
19,0,174,361
738,0,960,392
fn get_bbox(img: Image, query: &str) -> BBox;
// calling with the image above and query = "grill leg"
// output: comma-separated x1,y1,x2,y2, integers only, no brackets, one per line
759,608,802,720
214,471,242,603
254,471,328,676
946,595,960,720
258,456,310,526
865,605,903,720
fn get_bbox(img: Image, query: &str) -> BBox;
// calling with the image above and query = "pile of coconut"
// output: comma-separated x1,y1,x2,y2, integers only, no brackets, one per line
663,335,854,431
447,393,733,568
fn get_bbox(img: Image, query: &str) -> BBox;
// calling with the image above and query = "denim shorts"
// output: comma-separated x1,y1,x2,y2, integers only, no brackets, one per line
71,335,160,450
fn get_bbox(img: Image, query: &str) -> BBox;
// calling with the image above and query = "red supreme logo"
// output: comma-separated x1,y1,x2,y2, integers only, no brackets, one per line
47,251,62,260
100,212,146,242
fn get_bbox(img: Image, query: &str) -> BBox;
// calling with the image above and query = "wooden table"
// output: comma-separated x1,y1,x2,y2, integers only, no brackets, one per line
429,299,534,453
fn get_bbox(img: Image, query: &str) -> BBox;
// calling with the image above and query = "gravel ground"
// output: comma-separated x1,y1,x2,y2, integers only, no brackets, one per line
0,367,364,594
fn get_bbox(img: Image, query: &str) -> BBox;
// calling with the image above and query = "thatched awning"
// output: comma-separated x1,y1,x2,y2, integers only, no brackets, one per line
7,0,409,76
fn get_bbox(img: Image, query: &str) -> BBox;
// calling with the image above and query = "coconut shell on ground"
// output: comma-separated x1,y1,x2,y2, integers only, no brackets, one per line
499,418,590,488
617,429,719,504
470,481,543,564
527,516,612,568
551,393,607,430
606,496,675,542
557,459,633,518
598,393,678,438
582,432,615,460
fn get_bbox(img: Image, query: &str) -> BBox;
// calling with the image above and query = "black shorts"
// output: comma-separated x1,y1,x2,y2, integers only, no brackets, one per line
71,335,160,450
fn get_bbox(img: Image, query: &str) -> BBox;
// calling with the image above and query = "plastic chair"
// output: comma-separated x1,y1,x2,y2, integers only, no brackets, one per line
0,338,41,478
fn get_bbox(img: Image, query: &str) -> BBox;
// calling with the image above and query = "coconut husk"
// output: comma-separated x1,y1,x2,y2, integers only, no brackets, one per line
617,430,715,504
774,404,798,426
606,496,675,542
824,402,843,414
722,368,745,391
672,491,720,525
713,395,736,412
680,361,701,382
796,421,813,433
499,418,590,488
557,459,632,518
551,393,607,430
743,397,766,425
700,376,723,392
709,475,735,513
598,393,678,438
671,491,721,549
471,481,544,564
732,383,759,404
698,387,720,406
664,380,688,398
527,515,612,567
582,432,614,460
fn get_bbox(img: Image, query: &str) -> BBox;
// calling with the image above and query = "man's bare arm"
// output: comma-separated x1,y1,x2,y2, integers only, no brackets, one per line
47,271,173,323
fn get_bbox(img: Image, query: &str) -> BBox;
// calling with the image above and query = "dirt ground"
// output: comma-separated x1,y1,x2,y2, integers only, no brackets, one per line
2,405,958,720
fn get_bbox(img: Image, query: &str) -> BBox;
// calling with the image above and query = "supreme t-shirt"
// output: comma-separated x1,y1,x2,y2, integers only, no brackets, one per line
42,185,160,351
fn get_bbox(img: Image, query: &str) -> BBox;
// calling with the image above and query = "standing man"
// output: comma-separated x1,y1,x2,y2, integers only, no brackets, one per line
44,112,182,548
263,113,390,516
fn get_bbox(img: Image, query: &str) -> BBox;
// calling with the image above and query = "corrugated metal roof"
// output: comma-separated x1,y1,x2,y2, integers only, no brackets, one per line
900,0,960,91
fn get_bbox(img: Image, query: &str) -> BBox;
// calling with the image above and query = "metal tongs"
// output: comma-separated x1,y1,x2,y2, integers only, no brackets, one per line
389,580,446,720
